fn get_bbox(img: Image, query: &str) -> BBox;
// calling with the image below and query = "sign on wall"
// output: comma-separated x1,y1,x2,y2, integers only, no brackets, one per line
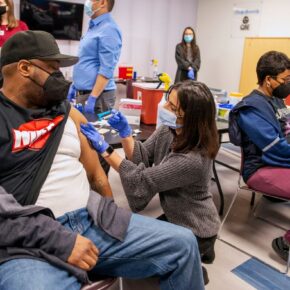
231,1,263,38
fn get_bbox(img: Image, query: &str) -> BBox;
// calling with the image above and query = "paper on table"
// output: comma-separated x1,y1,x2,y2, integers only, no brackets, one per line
89,120,108,126
98,128,110,135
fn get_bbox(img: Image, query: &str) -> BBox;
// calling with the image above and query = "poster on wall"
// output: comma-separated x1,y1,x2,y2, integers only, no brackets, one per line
231,1,263,38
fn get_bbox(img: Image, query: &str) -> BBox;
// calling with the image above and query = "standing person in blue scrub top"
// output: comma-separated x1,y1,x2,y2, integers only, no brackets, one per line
71,0,122,114
174,27,200,83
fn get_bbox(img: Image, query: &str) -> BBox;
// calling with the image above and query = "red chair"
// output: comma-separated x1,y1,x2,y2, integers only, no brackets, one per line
218,151,290,273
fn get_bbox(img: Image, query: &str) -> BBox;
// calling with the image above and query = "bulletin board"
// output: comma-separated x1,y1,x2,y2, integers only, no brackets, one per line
239,37,290,96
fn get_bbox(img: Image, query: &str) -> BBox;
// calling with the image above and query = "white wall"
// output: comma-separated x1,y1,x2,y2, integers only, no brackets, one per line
196,0,290,93
14,0,199,80
112,0,199,79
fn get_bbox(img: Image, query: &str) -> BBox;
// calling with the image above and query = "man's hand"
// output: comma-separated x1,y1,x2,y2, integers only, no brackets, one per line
67,83,77,102
67,234,99,271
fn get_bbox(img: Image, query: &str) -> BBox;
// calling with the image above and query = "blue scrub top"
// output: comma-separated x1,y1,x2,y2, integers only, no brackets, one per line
73,13,122,91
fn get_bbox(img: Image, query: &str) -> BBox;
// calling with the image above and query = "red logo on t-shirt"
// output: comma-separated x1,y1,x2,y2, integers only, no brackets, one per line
12,116,64,152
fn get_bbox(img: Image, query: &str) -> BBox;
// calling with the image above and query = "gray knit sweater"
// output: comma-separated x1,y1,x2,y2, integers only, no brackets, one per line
119,125,220,238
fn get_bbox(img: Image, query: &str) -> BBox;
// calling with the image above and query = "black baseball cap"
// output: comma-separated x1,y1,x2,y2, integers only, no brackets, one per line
0,30,79,67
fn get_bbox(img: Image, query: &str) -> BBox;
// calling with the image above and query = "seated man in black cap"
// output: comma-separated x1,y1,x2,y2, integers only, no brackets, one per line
0,31,204,290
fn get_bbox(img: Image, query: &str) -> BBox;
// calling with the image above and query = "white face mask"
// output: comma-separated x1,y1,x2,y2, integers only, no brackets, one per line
84,0,102,17
158,106,183,129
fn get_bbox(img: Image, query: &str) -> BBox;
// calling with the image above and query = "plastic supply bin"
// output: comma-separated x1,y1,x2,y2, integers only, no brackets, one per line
119,98,142,126
118,66,133,79
133,83,165,125
217,103,234,121
228,92,243,106
209,88,228,104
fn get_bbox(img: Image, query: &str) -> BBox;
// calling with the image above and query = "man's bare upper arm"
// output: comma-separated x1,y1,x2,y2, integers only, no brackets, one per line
69,107,113,197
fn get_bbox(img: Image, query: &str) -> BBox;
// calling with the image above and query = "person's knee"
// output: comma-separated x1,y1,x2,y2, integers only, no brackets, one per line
171,227,198,257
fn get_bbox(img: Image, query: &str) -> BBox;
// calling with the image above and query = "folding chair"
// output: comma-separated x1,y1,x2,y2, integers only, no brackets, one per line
218,154,290,274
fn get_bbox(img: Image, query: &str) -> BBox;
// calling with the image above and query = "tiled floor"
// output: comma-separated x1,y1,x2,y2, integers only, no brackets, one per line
105,144,290,290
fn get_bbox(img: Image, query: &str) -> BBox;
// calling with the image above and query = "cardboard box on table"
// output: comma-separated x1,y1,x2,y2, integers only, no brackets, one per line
132,83,165,125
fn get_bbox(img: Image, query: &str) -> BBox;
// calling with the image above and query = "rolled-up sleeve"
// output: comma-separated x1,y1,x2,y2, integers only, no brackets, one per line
98,36,122,79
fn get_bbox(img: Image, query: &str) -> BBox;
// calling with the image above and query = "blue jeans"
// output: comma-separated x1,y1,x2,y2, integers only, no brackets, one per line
0,209,204,290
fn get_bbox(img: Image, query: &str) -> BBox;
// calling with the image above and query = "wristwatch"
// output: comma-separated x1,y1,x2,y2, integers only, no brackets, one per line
101,145,114,158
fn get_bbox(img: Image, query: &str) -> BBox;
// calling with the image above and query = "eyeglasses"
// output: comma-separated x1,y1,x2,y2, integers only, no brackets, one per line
164,86,184,118
270,75,290,84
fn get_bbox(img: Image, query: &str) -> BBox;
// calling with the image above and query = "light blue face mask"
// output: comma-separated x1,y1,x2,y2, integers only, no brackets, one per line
84,0,93,17
158,106,183,129
184,35,193,43
85,0,101,17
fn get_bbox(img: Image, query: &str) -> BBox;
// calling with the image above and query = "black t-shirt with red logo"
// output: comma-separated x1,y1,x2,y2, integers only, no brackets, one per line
0,92,69,205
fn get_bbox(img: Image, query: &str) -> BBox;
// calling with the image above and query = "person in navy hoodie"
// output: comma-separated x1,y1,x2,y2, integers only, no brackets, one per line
229,50,290,263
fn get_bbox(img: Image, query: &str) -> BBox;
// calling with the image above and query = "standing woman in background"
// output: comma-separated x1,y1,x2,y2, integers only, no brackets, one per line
0,0,28,47
175,27,200,83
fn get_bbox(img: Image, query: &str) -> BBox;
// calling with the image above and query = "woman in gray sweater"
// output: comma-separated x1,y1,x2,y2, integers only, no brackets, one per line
81,80,220,265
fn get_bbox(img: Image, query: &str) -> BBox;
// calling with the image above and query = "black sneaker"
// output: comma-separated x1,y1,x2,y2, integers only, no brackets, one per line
198,235,217,264
272,237,289,262
202,247,215,264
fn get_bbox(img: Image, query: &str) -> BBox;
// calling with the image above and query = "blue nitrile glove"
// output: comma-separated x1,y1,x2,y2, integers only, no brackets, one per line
107,109,132,138
84,95,97,114
67,83,77,102
73,103,83,113
80,123,109,154
187,69,195,80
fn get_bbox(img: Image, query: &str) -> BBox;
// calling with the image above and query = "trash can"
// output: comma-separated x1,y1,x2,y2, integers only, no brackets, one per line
133,83,164,125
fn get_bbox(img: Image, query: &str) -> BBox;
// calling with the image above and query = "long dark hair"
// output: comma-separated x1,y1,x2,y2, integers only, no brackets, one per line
180,27,198,59
172,80,219,159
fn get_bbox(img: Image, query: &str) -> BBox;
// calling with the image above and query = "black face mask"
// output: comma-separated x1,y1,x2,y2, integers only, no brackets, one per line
42,71,70,106
0,5,7,16
29,63,70,107
273,82,290,99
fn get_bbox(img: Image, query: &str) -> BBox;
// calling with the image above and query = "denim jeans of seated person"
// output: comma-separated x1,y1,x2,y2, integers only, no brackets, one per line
0,209,204,290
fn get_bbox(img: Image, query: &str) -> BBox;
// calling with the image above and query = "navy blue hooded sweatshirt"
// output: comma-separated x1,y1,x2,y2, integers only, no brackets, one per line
229,90,290,182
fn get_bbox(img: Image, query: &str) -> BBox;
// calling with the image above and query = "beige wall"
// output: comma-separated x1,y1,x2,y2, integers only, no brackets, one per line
196,0,290,94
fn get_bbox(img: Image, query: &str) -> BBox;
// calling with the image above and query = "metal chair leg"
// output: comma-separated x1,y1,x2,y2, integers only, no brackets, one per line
253,195,288,231
286,249,290,274
212,160,224,216
250,192,255,206
218,186,240,237
119,277,123,290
